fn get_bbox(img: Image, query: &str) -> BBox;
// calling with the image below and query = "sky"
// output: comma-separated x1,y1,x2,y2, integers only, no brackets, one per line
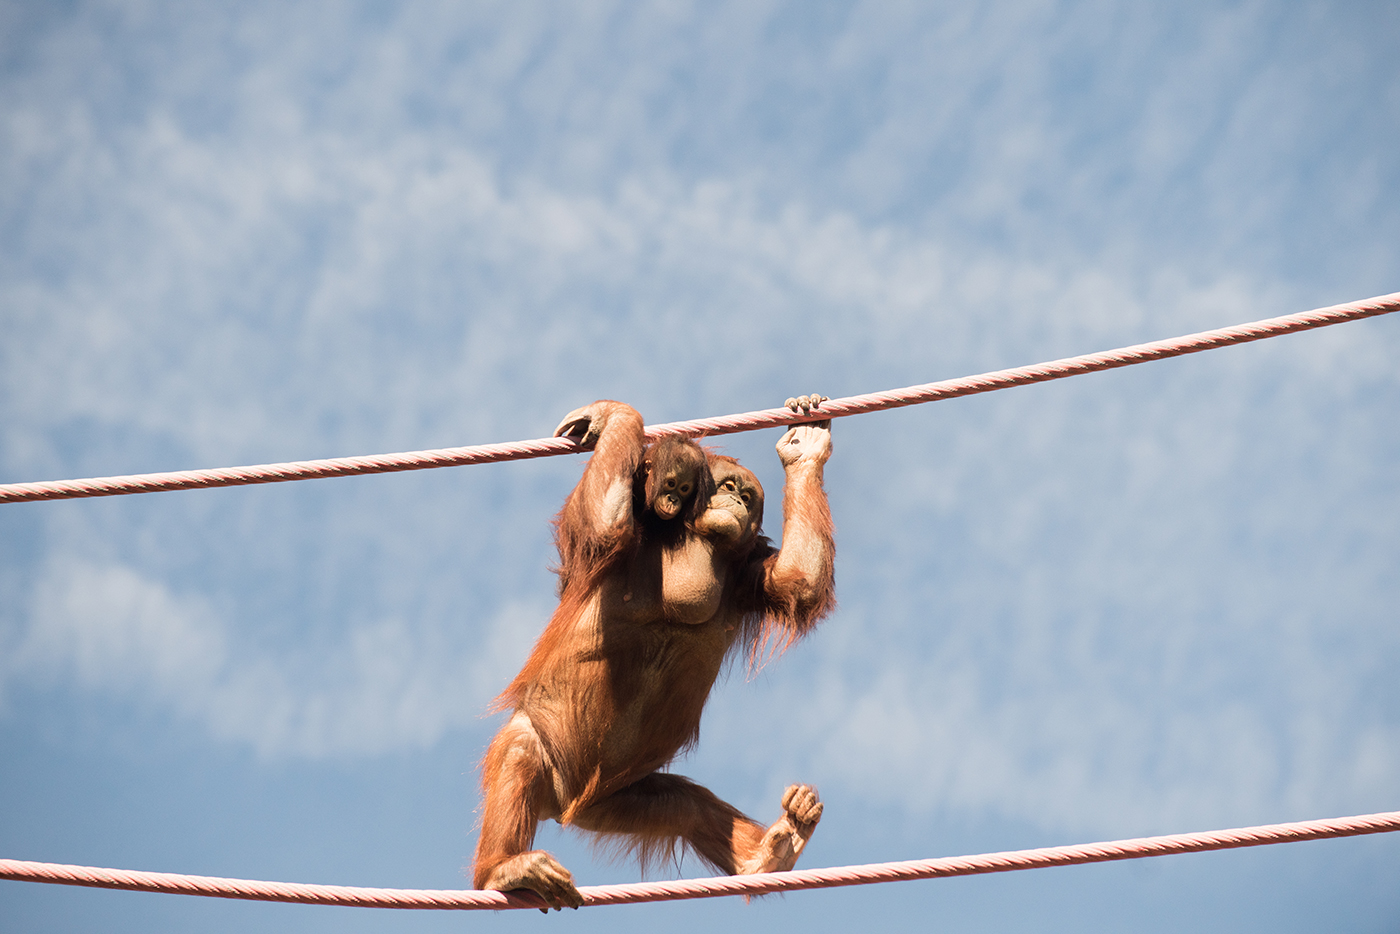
1,2,1398,931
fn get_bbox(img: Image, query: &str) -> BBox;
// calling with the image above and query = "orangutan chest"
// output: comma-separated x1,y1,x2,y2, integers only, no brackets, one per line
608,541,727,625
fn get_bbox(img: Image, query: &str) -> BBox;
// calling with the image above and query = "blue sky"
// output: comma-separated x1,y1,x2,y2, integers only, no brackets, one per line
2,3,1398,931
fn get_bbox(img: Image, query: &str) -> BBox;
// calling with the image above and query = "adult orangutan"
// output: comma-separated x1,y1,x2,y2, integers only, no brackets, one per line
473,396,835,909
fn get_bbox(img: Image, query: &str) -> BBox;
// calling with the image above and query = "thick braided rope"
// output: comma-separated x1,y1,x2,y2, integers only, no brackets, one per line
2,291,1396,505
3,809,1397,910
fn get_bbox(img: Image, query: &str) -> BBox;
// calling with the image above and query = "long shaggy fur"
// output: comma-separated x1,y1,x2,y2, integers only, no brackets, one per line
473,402,835,896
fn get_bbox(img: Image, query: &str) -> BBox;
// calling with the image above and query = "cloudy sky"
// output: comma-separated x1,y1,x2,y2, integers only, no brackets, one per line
2,3,1398,932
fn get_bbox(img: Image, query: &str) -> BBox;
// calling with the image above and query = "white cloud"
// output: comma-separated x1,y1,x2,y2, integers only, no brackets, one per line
6,552,544,758
19,555,227,696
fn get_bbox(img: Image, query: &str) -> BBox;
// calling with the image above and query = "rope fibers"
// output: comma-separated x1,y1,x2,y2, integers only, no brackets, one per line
3,810,1397,910
2,291,1396,505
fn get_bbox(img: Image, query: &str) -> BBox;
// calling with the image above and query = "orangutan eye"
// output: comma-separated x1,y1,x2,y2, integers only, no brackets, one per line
679,482,692,496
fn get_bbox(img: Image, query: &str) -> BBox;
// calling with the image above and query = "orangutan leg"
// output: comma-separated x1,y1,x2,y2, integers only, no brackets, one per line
473,716,582,910
573,775,822,876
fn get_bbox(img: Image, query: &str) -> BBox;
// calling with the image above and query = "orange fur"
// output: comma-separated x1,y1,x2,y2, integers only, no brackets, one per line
473,402,835,898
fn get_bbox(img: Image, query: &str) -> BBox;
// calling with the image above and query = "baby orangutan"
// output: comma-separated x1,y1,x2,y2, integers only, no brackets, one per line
638,436,712,526
474,396,835,909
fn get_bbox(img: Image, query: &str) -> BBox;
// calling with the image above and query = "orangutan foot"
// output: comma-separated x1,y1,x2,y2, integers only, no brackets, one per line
738,783,823,874
480,850,584,912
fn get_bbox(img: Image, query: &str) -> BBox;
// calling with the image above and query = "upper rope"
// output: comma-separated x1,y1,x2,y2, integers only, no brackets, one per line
2,291,1396,505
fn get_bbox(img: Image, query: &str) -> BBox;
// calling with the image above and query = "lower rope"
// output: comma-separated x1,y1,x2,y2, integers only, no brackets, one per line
4,809,1397,911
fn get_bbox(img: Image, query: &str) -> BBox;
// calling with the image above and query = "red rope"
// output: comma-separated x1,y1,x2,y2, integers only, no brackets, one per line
2,291,1396,505
3,809,1397,910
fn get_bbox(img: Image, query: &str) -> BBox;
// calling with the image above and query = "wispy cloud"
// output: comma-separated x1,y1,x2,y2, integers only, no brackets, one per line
1,2,1397,848
8,550,543,757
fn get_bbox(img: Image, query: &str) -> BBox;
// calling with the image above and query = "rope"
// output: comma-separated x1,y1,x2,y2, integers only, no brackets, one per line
2,290,1396,505
3,809,1397,910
